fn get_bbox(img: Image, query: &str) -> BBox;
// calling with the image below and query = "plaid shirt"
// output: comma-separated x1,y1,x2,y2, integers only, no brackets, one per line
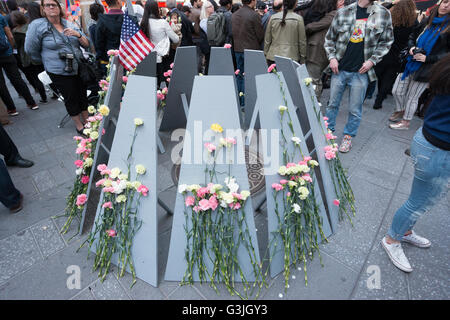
324,2,394,82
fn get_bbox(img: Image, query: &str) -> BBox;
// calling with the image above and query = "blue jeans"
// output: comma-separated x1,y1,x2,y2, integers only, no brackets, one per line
387,128,450,240
0,159,21,209
326,71,369,137
235,52,245,106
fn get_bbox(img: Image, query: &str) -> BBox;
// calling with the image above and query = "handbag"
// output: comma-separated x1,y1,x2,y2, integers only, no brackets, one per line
50,22,100,86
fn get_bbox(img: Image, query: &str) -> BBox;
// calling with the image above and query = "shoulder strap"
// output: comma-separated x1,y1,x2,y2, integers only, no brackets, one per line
48,20,82,63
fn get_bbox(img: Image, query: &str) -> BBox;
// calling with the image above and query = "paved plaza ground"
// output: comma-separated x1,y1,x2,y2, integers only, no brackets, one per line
0,79,448,300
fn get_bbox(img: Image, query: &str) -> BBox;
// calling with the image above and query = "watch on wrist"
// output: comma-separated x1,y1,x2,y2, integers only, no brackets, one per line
77,33,82,38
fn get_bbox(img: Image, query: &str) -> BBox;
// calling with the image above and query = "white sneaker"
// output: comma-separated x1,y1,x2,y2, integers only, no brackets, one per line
402,230,431,248
381,236,413,273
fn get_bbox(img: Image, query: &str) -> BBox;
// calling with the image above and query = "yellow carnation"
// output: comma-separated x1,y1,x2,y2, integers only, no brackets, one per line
210,123,223,133
98,105,110,116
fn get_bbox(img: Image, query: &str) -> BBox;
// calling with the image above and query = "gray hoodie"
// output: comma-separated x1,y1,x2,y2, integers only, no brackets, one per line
25,18,88,76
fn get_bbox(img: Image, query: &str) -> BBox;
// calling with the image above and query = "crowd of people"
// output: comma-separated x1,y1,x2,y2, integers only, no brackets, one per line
0,0,449,276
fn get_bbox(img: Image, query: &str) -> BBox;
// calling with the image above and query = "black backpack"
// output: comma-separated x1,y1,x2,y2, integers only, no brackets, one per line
206,12,227,47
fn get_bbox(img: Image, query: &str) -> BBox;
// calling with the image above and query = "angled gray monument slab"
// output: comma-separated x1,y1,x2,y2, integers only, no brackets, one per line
165,75,261,282
134,51,157,77
90,74,159,287
274,56,311,135
160,46,198,131
297,65,339,232
208,47,242,125
244,50,268,130
81,56,123,233
254,72,332,278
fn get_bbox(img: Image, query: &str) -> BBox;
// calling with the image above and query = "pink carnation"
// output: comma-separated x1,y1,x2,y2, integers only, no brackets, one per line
267,63,276,73
326,133,337,140
97,164,107,172
272,183,283,191
76,194,87,206
102,201,112,209
333,199,340,206
230,202,241,210
95,179,105,187
170,63,174,69
298,161,307,166
198,199,210,211
287,192,291,197
208,196,218,211
286,162,296,168
196,187,209,199
103,187,115,193
303,156,312,162
280,179,288,185
325,151,336,160
81,175,90,184
232,193,242,201
122,76,128,83
224,43,232,49
302,174,312,183
225,137,236,145
74,160,83,168
73,136,83,141
204,142,216,153
137,185,149,196
235,69,240,75
323,117,329,121
185,196,195,207
106,229,117,237
101,169,111,176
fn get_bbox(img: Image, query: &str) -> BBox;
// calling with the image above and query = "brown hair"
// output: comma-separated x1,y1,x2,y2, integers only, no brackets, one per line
390,0,417,27
40,0,65,18
429,53,450,95
10,10,28,26
426,0,450,34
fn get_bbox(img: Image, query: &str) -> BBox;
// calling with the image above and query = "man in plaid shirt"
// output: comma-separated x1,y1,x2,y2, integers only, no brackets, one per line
324,0,393,152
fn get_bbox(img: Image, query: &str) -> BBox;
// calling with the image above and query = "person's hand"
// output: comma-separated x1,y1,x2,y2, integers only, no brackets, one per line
359,60,374,74
329,58,339,74
413,53,426,62
409,46,416,55
63,28,81,38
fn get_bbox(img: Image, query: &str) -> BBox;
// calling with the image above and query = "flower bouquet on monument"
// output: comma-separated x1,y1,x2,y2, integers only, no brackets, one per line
178,123,265,299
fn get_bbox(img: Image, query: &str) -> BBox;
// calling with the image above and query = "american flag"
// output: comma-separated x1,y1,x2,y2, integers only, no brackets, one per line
119,13,154,71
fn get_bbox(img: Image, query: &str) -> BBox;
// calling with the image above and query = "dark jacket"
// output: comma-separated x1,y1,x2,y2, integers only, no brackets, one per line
95,12,125,61
89,23,99,55
423,94,450,150
172,8,194,46
12,24,35,67
305,10,336,69
408,18,450,82
231,5,264,52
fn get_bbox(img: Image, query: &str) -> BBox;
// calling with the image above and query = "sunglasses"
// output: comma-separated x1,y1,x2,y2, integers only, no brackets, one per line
43,3,59,8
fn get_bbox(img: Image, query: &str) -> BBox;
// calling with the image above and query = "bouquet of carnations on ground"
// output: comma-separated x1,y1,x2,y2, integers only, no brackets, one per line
80,118,148,287
177,123,265,299
302,76,356,224
268,64,328,290
58,105,110,238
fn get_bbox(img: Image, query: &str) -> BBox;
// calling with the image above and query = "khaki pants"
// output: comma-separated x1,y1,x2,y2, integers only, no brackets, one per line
0,99,10,125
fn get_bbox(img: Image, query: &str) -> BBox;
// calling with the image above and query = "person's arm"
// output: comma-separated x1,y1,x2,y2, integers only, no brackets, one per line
366,12,394,66
24,21,42,63
64,27,89,49
263,18,272,56
254,14,264,45
298,17,307,64
422,33,450,64
4,26,15,48
95,21,107,61
323,13,339,61
305,11,335,36
165,20,179,43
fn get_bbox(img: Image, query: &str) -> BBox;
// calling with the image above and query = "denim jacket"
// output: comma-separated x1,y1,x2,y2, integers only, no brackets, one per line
324,2,394,82
25,18,88,76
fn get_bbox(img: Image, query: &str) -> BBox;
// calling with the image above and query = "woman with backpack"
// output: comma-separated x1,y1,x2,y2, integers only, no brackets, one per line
389,0,449,130
264,0,307,65
140,0,179,88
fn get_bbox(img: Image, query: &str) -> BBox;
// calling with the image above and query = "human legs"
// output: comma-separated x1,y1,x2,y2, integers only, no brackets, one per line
343,72,368,137
387,128,450,241
0,158,22,210
23,65,47,102
0,122,19,163
326,71,349,133
0,55,37,108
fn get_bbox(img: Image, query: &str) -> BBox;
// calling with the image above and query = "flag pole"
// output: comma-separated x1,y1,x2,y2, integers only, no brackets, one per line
125,0,136,16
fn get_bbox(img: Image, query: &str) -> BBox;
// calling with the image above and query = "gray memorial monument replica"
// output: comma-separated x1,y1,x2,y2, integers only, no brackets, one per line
164,75,261,283
89,75,159,287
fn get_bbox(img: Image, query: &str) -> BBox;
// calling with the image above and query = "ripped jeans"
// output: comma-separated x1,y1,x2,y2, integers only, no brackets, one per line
387,127,450,240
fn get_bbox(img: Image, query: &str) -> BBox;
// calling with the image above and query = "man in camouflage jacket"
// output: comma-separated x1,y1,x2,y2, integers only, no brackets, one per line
323,0,393,153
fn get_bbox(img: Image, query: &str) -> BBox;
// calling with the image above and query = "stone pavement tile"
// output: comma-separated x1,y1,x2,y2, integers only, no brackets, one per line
381,118,423,142
166,284,206,300
30,218,66,258
12,175,39,198
320,176,394,271
0,181,73,240
49,164,76,187
89,276,131,300
8,150,60,179
193,282,253,301
117,271,166,300
0,238,99,299
349,163,399,191
260,251,357,300
17,144,35,160
44,135,76,152
53,215,83,244
359,135,409,177
0,229,43,285
32,170,56,193
28,140,51,157
70,287,95,300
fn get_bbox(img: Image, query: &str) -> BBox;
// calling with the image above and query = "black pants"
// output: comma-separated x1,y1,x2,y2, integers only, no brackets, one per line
47,73,88,117
0,122,19,164
0,158,21,209
14,55,47,101
0,55,36,110
374,59,398,106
